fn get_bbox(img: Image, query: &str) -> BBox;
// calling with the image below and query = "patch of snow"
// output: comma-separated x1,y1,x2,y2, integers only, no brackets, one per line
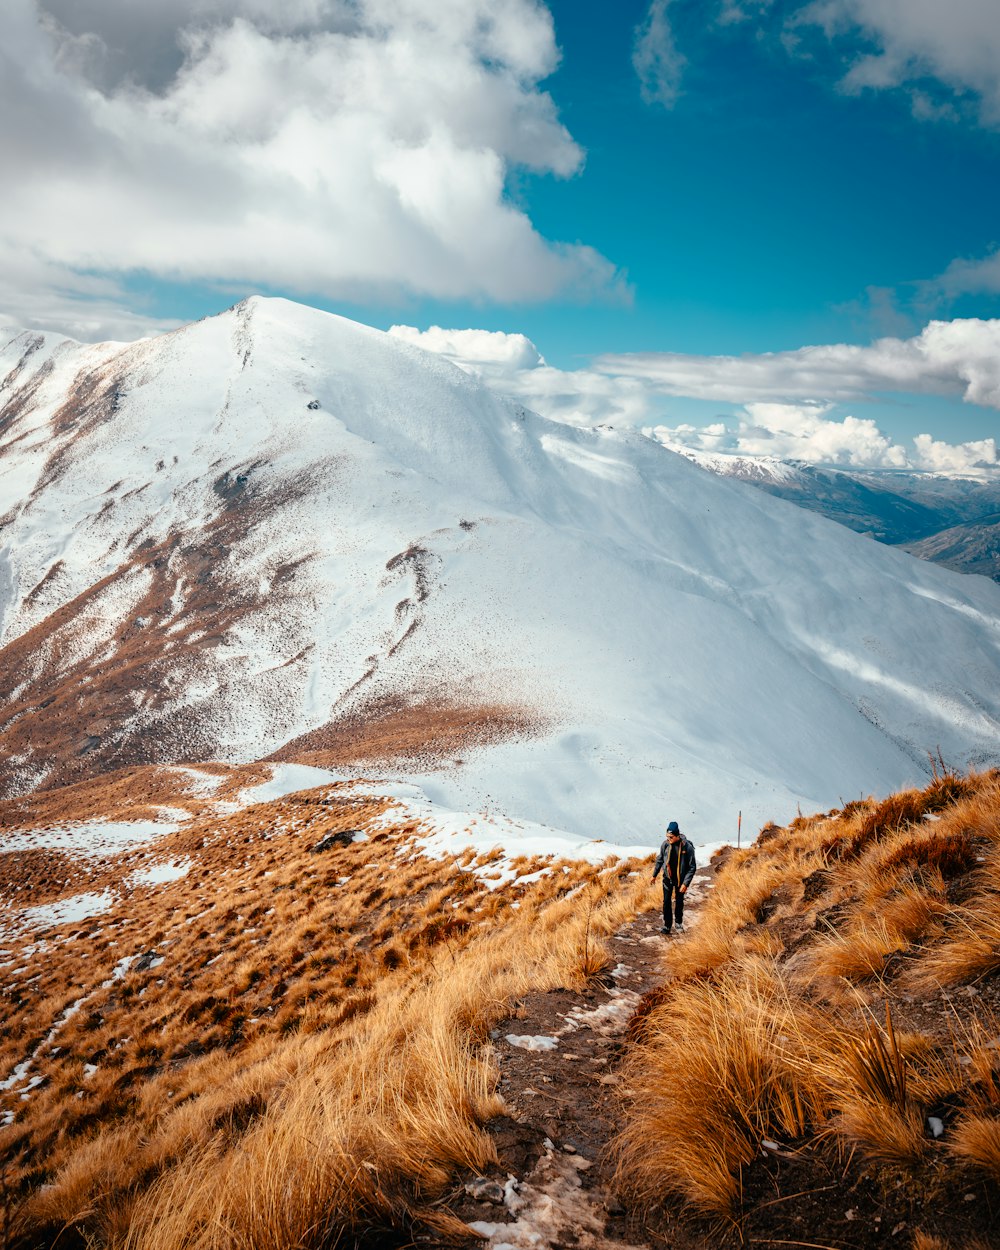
155,806,192,823
102,955,135,985
238,763,342,806
168,766,226,796
505,1034,559,1052
470,1139,646,1250
2,890,114,939
560,990,642,1038
1,821,178,858
128,859,190,887
0,1060,33,1093
372,786,653,883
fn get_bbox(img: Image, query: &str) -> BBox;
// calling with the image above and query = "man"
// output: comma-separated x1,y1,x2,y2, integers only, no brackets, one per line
652,820,696,935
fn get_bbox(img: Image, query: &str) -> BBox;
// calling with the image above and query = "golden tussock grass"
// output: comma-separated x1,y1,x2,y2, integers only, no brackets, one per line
0,773,650,1249
615,768,1000,1232
911,1235,995,1250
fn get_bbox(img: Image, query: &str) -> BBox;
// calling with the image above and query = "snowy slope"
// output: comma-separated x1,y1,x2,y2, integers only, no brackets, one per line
2,297,1000,845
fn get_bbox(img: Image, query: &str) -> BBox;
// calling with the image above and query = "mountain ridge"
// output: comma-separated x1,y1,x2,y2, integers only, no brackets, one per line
2,297,1000,840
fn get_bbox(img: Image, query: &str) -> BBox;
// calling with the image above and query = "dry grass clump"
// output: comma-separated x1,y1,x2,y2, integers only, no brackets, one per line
0,772,649,1249
616,768,1000,1238
616,958,817,1216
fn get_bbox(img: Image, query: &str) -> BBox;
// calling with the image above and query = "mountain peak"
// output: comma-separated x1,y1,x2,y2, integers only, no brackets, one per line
2,302,1000,838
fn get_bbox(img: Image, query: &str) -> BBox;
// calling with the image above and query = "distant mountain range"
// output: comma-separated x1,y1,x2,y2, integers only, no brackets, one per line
665,448,1000,582
3,298,1000,843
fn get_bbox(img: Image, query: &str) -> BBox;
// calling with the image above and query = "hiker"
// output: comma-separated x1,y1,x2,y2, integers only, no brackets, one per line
652,820,696,935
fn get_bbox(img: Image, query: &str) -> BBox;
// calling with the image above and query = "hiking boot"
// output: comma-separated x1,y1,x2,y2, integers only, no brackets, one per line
676,924,685,934
659,926,672,935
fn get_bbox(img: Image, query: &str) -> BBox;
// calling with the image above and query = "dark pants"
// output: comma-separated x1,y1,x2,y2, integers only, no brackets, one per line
662,882,685,930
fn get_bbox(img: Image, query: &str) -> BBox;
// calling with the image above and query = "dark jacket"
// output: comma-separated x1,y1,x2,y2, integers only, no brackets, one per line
652,836,697,889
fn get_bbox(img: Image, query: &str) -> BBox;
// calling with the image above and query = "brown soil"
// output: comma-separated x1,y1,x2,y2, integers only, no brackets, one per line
0,761,237,829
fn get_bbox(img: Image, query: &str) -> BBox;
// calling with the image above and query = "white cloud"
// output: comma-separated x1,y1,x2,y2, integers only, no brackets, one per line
794,0,1000,125
911,433,999,474
633,0,686,107
631,1,1000,127
649,407,998,473
397,319,1000,472
0,243,181,342
390,323,653,426
0,0,623,335
388,325,543,373
932,248,1000,301
597,319,1000,408
648,407,997,472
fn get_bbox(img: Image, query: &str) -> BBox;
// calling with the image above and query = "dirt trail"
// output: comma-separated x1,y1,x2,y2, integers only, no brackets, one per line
450,867,716,1250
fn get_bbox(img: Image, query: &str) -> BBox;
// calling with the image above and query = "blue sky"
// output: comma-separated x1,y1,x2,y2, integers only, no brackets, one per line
3,0,1000,466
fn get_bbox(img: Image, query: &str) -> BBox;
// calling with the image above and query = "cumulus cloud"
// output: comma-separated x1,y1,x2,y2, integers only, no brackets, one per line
0,0,623,335
597,319,1000,408
388,324,543,373
390,323,652,426
648,406,998,473
633,2,1000,128
396,319,1000,472
633,0,686,107
793,0,1000,126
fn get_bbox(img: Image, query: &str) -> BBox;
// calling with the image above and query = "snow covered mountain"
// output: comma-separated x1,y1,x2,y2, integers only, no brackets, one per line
2,297,1000,844
668,445,1000,579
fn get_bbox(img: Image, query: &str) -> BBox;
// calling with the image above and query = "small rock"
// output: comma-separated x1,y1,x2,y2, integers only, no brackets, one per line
964,1192,976,1202
927,1116,944,1138
310,830,363,853
306,400,321,410
845,1210,856,1221
892,1223,906,1236
464,1177,505,1204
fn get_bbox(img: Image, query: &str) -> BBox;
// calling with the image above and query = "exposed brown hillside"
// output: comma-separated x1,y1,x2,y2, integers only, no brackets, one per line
6,766,1000,1250
0,513,316,799
903,516,1000,584
615,769,1000,1250
0,768,648,1250
270,695,543,770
